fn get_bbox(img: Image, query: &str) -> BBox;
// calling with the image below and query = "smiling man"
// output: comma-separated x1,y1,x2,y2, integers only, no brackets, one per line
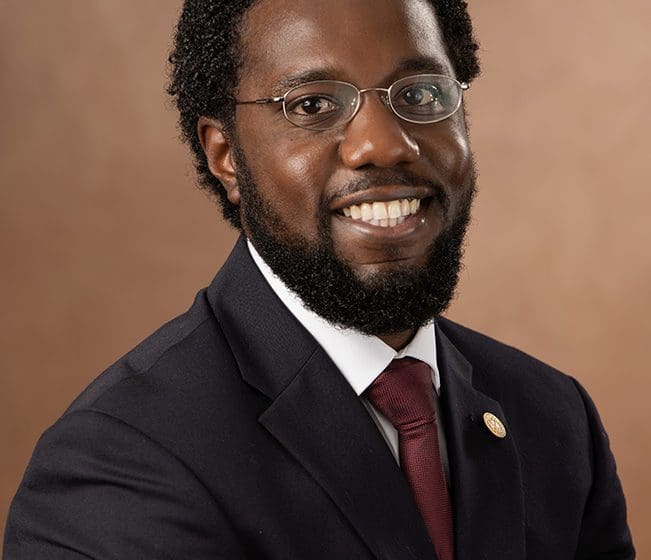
4,1,634,559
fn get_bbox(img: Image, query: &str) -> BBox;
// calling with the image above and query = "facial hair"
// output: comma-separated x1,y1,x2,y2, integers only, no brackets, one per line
233,144,476,337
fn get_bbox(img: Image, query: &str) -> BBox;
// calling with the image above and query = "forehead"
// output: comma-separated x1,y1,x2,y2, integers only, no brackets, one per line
239,0,453,91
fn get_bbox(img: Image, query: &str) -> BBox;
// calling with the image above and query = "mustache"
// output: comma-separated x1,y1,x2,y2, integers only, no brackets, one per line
328,169,450,212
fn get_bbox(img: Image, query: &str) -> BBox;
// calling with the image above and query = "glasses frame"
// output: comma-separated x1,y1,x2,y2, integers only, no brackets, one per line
235,73,470,131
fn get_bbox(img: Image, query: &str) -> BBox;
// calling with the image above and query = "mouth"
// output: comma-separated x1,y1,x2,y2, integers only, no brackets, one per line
329,187,443,266
331,185,438,230
337,197,423,228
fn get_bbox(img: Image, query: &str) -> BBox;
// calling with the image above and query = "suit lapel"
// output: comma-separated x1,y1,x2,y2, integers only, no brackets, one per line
436,323,526,560
209,238,437,559
259,346,438,560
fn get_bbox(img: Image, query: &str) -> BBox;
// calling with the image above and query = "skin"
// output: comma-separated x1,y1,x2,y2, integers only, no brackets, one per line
198,0,475,350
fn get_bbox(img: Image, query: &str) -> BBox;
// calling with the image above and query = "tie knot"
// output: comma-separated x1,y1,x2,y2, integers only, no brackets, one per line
365,358,436,430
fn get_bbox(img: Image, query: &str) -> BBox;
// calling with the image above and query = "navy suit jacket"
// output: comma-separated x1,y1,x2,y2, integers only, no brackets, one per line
4,237,634,559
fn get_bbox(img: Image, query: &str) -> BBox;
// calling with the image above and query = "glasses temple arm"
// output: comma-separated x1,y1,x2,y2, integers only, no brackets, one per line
235,96,284,105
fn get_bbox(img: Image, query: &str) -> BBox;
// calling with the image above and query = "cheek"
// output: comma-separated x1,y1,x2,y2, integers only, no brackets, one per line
419,122,473,189
439,130,473,187
240,130,337,235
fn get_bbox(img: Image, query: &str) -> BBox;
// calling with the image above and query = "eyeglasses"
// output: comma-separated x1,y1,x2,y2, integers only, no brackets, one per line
235,73,469,131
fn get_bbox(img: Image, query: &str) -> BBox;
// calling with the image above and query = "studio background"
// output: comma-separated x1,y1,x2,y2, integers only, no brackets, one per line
1,1,649,555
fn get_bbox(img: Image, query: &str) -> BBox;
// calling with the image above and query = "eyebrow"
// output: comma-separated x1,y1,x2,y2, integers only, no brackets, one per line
392,56,450,77
270,56,452,95
271,70,335,96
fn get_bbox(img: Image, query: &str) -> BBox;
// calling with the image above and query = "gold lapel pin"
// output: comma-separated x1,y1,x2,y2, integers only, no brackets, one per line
483,412,507,439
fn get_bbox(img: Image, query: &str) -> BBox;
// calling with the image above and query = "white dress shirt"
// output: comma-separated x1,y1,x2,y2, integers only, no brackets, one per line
247,240,449,478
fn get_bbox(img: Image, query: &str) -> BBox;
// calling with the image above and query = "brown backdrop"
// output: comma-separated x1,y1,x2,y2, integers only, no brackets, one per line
1,0,649,555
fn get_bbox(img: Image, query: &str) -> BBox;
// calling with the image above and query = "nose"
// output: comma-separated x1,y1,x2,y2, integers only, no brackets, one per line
339,93,420,169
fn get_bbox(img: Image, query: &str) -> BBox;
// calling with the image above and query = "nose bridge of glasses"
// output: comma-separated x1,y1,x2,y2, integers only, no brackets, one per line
357,86,391,108
345,86,410,136
342,86,392,127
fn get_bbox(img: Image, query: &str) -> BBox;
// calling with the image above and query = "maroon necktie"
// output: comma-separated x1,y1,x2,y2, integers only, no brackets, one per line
365,358,454,560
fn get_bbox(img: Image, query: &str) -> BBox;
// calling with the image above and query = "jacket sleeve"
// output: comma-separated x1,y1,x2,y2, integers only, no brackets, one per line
572,379,635,560
3,409,247,560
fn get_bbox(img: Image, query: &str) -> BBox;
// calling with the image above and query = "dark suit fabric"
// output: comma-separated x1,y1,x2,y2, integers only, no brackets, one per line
4,237,634,559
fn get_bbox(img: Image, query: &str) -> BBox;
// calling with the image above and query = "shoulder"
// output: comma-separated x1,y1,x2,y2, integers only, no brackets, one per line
20,283,257,491
63,286,244,431
437,316,586,420
438,316,570,376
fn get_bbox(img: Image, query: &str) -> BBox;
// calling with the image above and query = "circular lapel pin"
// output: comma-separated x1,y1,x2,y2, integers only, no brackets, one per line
483,412,507,438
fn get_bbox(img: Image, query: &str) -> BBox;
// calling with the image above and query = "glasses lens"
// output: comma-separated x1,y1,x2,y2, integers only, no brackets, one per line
283,81,358,130
389,75,462,123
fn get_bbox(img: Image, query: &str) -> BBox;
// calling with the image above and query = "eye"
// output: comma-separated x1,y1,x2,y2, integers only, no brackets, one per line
395,84,442,108
287,95,342,116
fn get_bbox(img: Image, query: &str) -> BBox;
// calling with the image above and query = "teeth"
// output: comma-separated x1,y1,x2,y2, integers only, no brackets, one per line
388,200,401,219
361,203,373,221
372,201,388,220
341,198,422,227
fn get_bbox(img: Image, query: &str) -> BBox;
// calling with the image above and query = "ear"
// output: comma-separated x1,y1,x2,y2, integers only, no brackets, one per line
197,116,241,206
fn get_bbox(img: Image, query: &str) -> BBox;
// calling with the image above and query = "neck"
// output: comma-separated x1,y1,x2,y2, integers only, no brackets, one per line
378,329,417,351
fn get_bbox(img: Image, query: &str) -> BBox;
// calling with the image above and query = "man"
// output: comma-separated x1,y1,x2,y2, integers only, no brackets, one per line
4,0,634,558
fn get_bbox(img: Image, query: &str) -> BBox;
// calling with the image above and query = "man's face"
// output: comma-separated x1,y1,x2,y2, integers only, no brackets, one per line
223,0,476,335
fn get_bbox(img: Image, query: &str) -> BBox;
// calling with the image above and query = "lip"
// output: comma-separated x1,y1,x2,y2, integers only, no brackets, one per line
329,185,436,213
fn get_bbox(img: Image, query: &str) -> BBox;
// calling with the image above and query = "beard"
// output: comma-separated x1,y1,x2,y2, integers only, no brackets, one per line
233,145,476,337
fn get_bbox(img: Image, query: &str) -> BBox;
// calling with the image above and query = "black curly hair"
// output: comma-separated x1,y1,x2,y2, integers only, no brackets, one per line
167,0,480,229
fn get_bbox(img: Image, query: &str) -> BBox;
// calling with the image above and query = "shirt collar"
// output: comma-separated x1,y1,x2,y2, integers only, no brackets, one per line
247,240,440,396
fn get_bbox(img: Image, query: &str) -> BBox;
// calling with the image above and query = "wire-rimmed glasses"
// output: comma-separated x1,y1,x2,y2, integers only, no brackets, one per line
235,74,469,131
